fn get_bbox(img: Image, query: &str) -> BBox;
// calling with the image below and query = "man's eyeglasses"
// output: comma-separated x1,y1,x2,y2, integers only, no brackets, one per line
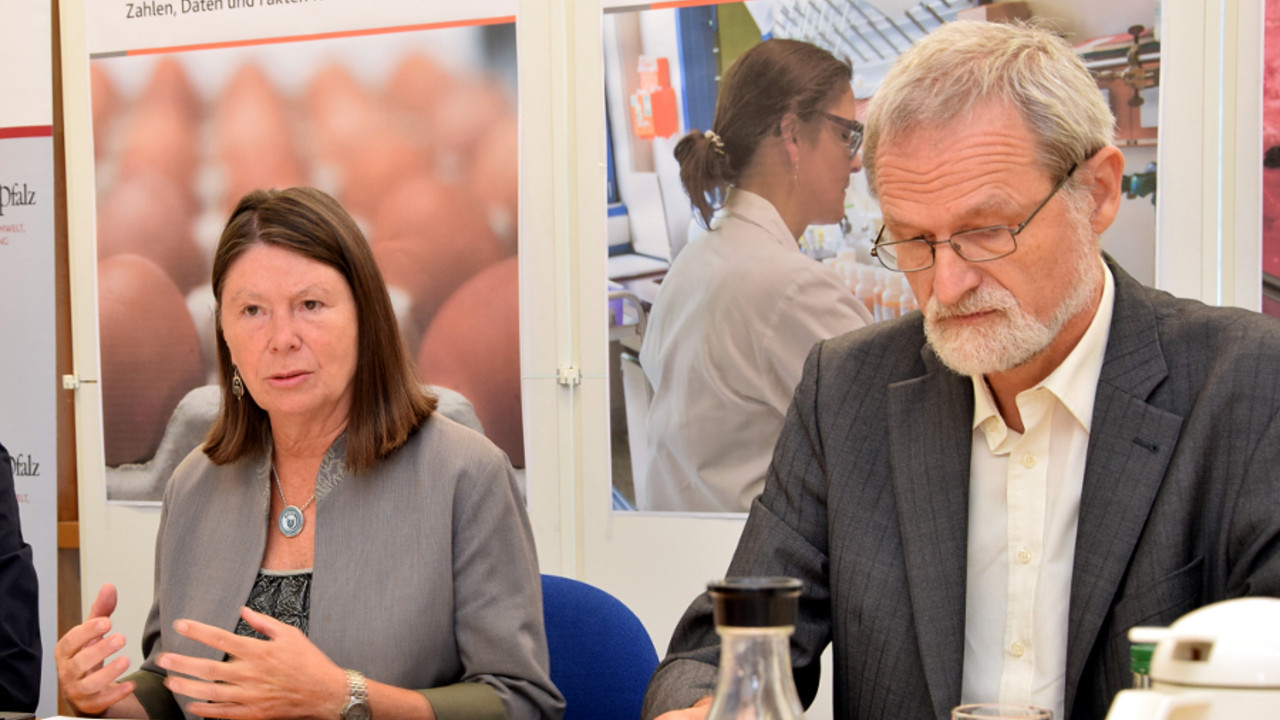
870,163,1078,273
821,112,864,158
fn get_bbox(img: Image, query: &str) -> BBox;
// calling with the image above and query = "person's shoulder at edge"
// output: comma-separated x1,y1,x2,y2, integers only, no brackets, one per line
410,412,509,465
166,410,510,482
1138,279,1280,350
164,440,234,501
711,241,857,317
386,413,523,499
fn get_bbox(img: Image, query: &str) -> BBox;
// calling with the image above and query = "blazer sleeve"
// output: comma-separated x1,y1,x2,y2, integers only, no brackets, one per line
1225,407,1280,597
124,464,185,720
0,442,41,712
642,343,836,719
428,447,564,720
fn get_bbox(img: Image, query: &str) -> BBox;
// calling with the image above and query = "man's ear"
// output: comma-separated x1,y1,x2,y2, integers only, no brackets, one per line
1085,145,1125,234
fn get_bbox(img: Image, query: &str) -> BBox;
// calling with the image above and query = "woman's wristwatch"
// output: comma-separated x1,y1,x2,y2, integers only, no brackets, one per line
341,669,371,720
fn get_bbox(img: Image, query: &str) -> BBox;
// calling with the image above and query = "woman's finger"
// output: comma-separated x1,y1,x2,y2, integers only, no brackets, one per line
54,617,112,664
158,652,239,685
165,673,249,705
87,583,118,620
63,659,133,713
237,606,293,641
59,631,126,687
68,684,136,717
171,618,258,659
182,701,253,720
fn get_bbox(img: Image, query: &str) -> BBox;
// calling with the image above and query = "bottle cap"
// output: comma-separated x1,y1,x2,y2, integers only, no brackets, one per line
1130,642,1155,675
708,577,802,628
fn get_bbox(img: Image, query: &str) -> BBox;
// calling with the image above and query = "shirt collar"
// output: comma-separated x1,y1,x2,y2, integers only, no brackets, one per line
717,188,800,250
971,258,1115,443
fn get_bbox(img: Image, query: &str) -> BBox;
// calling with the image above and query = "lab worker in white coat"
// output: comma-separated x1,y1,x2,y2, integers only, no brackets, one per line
639,39,874,513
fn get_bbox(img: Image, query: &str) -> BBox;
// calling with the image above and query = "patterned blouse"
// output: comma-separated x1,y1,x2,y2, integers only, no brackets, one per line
234,568,312,639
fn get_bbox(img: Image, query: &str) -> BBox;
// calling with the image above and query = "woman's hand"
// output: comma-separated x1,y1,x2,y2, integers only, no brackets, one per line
158,606,348,720
54,583,136,716
655,695,713,720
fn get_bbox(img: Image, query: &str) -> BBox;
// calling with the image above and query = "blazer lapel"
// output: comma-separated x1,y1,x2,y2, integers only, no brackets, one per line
1064,262,1183,718
187,457,270,651
888,352,974,718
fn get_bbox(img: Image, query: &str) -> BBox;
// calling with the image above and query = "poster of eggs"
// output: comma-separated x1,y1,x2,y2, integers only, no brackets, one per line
87,10,522,502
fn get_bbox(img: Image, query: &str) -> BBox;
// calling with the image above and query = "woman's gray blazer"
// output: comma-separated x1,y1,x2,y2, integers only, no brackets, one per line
127,414,564,720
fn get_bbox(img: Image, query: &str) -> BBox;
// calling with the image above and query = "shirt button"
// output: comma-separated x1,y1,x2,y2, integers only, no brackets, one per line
1020,453,1037,469
1010,641,1026,658
1017,548,1032,564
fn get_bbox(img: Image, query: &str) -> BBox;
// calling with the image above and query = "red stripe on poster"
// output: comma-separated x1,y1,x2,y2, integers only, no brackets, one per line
0,126,54,139
122,15,516,56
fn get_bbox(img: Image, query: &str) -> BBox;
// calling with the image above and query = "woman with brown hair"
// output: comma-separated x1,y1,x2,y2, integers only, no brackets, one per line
56,187,563,720
639,39,874,513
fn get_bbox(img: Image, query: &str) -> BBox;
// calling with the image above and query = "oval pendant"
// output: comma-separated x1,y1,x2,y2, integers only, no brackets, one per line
278,505,304,538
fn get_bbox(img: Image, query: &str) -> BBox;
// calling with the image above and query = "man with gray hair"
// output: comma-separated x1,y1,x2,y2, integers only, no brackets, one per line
643,20,1280,720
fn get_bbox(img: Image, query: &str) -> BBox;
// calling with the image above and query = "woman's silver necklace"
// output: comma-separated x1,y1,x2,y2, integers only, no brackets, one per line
271,464,316,538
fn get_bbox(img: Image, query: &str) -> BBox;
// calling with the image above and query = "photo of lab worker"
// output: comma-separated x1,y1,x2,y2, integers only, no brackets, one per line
637,38,874,513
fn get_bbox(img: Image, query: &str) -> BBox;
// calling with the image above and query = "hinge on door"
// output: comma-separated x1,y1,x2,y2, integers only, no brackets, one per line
557,365,581,387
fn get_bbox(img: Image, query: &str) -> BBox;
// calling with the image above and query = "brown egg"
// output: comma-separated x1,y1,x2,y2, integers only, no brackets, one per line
431,75,513,176
216,63,294,159
369,175,505,328
337,120,432,219
385,52,456,119
90,62,118,160
221,165,310,217
118,100,199,194
467,112,519,253
417,256,523,466
139,56,200,122
97,169,208,293
303,63,380,167
215,63,306,211
99,254,206,466
371,172,492,244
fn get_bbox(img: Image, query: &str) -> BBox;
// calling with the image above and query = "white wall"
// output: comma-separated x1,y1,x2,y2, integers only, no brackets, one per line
1,1,60,714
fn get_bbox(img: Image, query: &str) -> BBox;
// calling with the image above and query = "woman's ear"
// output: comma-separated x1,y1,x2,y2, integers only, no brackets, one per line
779,113,801,166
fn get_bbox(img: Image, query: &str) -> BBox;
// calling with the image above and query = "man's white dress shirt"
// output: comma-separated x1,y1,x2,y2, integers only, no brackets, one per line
963,260,1115,720
638,189,872,512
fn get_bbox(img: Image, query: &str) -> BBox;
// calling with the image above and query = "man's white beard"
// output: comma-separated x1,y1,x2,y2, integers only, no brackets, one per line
923,239,1099,378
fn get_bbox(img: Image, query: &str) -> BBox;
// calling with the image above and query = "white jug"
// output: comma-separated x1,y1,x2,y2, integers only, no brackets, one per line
1104,597,1280,720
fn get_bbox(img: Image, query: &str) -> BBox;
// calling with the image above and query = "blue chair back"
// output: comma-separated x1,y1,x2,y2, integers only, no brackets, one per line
541,574,659,720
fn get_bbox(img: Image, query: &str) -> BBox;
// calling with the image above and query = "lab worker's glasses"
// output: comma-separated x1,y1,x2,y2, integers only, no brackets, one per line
821,112,863,158
871,163,1078,272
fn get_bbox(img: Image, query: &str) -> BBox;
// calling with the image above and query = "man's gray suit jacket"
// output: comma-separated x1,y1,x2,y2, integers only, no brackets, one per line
642,259,1280,720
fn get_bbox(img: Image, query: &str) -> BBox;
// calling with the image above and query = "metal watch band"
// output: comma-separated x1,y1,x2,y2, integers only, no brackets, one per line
343,668,369,719
346,669,368,701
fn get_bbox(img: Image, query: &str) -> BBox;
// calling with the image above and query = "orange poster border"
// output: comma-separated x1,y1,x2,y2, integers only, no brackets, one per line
90,15,515,58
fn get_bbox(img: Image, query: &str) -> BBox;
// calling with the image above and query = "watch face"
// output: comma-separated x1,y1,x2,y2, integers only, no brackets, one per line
343,701,371,720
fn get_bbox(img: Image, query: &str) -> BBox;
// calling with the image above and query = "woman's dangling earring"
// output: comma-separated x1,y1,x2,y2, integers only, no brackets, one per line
232,366,244,400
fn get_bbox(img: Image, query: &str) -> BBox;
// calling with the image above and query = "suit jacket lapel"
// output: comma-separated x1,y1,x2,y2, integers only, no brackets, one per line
888,349,973,718
1064,261,1183,718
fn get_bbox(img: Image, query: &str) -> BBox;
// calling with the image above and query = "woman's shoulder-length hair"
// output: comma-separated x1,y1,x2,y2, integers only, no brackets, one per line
204,186,436,473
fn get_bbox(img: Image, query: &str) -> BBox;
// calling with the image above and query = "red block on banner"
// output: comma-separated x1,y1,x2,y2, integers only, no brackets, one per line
631,56,678,140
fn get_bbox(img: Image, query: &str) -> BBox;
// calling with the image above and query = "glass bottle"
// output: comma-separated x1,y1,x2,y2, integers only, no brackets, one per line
705,577,804,720
1130,642,1155,689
